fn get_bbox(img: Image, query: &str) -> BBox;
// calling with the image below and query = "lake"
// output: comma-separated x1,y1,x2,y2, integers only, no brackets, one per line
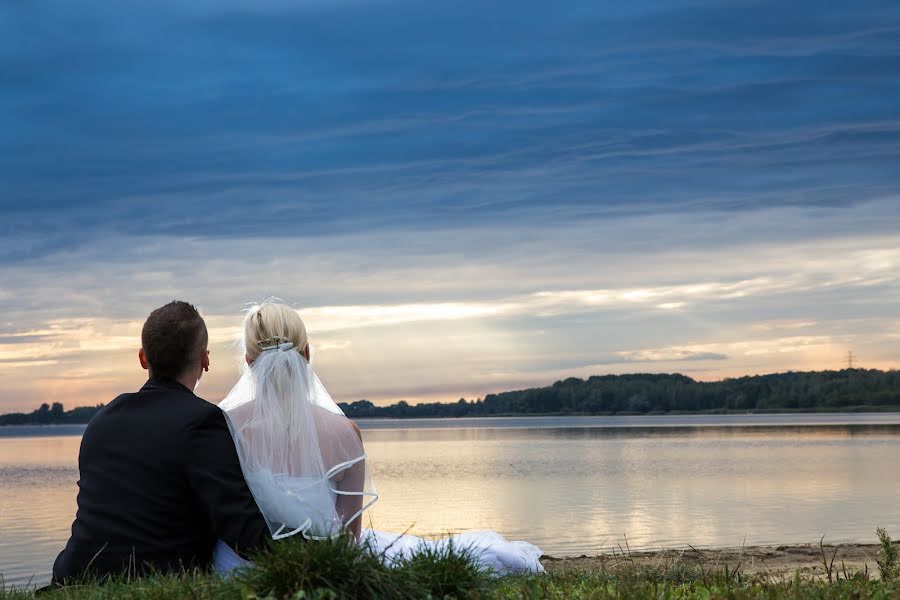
2,414,899,588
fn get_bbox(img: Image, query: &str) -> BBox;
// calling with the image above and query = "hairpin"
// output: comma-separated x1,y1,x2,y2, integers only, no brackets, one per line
256,335,293,352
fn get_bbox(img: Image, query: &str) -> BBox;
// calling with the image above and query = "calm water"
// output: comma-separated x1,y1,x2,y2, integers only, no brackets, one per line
2,414,900,588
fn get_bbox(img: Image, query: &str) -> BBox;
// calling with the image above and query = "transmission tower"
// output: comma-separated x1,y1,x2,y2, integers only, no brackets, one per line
846,350,856,369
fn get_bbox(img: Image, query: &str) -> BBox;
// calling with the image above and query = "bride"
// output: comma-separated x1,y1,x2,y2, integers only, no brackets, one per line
213,300,544,575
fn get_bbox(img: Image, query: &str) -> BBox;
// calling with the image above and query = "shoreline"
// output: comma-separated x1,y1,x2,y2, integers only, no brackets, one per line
5,409,900,428
0,542,893,591
543,542,887,578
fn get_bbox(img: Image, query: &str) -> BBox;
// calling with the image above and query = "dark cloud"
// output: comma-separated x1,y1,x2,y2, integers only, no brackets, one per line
0,334,52,345
1,0,899,259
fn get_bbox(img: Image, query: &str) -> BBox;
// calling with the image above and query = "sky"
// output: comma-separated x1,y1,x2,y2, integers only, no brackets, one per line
1,0,899,413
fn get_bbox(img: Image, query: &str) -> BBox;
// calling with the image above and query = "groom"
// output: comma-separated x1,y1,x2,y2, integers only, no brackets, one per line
52,301,269,583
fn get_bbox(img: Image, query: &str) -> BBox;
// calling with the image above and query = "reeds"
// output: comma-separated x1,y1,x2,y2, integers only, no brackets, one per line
876,527,898,582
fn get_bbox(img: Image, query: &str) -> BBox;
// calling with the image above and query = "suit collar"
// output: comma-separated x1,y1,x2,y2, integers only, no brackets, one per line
142,377,195,396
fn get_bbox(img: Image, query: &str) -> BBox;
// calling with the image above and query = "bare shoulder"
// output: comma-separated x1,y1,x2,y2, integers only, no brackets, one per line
312,405,363,442
225,400,255,424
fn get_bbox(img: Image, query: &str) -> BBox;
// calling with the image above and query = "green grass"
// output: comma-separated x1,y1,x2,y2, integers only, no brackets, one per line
876,528,899,582
496,570,900,599
3,531,899,600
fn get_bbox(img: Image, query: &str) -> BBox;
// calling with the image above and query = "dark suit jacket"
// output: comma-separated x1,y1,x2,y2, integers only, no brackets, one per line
52,378,269,583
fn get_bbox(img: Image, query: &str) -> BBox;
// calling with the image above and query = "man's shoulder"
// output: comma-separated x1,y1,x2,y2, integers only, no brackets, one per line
184,394,227,429
88,385,221,427
84,392,135,426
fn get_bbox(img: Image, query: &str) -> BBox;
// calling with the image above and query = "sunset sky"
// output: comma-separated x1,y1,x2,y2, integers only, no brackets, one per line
2,0,899,413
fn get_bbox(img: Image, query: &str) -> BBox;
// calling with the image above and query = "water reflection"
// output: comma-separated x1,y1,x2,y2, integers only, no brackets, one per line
364,424,900,442
1,417,899,588
361,423,900,557
0,435,81,588
356,413,900,430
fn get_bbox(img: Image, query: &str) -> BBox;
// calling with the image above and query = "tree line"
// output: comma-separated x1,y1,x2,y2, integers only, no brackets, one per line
2,369,898,425
339,369,900,418
0,402,105,425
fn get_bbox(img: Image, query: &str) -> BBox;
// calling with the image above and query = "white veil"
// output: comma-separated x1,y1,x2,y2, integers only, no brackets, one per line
219,340,378,540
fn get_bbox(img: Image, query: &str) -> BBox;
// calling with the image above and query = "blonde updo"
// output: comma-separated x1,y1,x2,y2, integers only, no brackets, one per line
243,301,309,362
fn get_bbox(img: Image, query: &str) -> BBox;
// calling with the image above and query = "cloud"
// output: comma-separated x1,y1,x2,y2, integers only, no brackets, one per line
617,348,730,363
3,1,900,250
617,336,837,364
1,0,900,411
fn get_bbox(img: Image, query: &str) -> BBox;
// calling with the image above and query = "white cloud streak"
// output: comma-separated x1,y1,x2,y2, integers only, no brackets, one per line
1,200,899,411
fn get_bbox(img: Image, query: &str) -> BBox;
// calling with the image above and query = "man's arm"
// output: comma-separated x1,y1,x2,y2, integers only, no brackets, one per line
185,407,270,556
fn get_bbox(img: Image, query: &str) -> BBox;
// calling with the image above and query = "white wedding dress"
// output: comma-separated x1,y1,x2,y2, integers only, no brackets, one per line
213,528,543,576
359,529,544,574
214,342,544,576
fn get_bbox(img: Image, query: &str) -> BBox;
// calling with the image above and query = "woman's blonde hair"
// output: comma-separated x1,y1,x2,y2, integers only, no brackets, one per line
243,301,309,362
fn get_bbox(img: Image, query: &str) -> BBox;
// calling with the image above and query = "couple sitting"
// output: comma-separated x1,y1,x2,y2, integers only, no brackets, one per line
53,300,543,585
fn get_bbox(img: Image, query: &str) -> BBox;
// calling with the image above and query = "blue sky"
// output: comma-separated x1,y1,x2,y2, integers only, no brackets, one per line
1,0,899,411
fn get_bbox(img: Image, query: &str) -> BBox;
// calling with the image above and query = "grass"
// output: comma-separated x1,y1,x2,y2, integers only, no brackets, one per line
3,530,899,600
876,528,898,582
496,570,900,599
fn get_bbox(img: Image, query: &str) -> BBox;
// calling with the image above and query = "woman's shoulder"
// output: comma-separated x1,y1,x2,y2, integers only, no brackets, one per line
218,399,259,435
312,405,363,441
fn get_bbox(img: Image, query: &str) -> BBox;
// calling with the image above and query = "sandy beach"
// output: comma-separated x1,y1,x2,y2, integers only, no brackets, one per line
544,542,886,579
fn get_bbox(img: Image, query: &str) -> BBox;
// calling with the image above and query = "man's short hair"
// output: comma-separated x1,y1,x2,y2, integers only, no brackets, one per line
141,301,208,381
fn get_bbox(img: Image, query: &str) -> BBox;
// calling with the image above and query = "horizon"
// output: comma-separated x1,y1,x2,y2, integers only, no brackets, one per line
2,1,900,412
2,365,896,416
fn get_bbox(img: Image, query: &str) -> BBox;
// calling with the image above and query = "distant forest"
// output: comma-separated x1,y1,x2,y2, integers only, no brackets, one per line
339,369,900,418
0,402,104,426
1,369,898,425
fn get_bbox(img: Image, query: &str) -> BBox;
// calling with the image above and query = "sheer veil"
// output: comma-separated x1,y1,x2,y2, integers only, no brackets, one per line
219,332,377,541
211,302,545,577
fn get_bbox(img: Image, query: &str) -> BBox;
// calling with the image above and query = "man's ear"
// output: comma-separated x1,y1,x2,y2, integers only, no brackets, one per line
138,348,149,370
202,350,210,373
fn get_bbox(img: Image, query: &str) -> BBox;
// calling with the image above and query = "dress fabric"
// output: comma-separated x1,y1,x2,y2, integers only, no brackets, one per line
360,529,545,575
212,529,544,576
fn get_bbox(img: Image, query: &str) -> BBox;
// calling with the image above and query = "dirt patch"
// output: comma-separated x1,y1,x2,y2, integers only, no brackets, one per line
541,543,884,579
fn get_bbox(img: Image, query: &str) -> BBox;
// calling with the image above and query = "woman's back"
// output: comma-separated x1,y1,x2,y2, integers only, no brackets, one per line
222,355,373,539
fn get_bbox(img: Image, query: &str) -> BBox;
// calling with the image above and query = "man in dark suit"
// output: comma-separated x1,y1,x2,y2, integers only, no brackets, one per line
52,301,269,583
